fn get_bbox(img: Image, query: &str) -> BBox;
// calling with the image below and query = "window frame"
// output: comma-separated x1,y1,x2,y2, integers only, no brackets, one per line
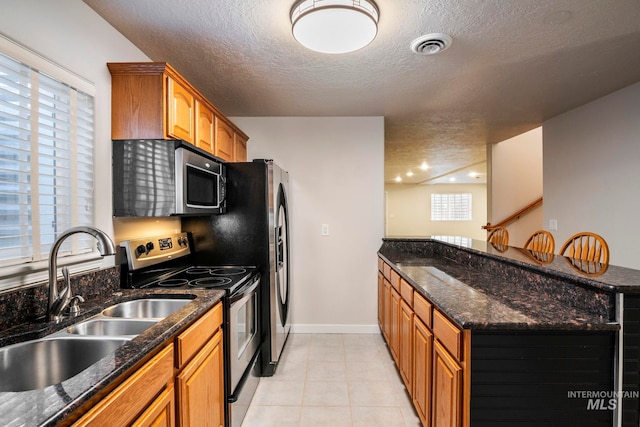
430,192,473,222
0,34,103,292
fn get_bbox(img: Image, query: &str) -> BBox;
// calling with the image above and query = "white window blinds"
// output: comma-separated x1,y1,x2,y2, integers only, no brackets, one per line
431,193,472,221
0,50,95,268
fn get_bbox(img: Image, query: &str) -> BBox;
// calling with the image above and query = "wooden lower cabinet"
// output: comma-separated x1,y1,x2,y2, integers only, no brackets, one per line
73,344,174,427
176,328,224,427
390,287,401,364
378,257,467,427
399,298,414,390
432,341,462,427
382,279,392,341
132,385,175,427
378,272,385,328
413,316,432,426
72,302,224,427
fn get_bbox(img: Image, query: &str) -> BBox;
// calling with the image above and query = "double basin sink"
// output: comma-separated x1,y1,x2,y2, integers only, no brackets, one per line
0,298,192,393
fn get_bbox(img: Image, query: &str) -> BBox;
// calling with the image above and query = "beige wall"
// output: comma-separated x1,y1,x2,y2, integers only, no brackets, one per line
543,82,640,269
232,117,385,333
385,184,487,240
490,127,543,246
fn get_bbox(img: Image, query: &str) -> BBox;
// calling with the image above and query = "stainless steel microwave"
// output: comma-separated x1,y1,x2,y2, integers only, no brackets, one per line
113,139,226,216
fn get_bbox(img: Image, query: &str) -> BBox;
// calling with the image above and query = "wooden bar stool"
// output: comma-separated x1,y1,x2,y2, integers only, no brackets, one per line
524,230,555,254
559,232,609,264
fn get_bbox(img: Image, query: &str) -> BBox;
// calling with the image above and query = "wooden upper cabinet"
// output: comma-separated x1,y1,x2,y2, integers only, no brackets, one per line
215,118,235,162
167,77,195,142
195,100,215,154
108,62,249,160
234,133,248,162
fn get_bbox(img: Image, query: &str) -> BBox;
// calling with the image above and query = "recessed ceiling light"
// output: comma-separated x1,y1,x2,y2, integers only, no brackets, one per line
449,177,456,182
410,33,453,55
395,176,402,182
406,171,414,177
291,0,380,54
420,162,429,170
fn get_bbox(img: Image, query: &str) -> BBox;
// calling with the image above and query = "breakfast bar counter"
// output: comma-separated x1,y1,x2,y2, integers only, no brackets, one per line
377,237,640,427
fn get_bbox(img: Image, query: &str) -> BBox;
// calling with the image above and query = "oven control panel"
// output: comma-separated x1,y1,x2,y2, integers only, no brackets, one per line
121,232,191,271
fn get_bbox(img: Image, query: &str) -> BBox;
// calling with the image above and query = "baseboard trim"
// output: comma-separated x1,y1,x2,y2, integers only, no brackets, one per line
291,324,381,334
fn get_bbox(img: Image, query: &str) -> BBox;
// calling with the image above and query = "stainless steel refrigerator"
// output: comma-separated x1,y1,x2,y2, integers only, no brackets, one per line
183,159,291,377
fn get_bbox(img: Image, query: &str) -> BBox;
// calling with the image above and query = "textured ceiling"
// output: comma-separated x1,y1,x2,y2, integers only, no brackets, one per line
83,0,640,184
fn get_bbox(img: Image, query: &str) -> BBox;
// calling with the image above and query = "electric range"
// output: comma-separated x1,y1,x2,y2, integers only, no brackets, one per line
118,232,261,427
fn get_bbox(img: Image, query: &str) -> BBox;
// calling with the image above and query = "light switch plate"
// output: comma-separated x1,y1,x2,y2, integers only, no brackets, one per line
549,219,558,231
321,224,329,236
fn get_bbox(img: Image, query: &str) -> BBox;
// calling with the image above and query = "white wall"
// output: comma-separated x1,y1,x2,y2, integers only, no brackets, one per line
385,184,487,240
543,82,640,269
0,0,182,254
231,117,385,333
490,127,543,246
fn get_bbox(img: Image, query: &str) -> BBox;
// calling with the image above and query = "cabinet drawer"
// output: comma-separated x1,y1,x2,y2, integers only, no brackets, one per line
390,269,401,292
433,310,462,361
74,344,174,427
413,292,432,328
383,262,391,281
400,278,413,305
378,257,384,272
176,302,223,369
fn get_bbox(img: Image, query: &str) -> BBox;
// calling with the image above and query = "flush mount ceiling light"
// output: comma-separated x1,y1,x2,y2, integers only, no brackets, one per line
290,0,379,54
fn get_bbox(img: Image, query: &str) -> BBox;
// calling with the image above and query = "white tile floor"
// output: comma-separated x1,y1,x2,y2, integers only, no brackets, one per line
242,333,422,427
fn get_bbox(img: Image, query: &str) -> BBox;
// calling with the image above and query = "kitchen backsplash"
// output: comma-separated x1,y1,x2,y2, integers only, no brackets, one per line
0,266,120,330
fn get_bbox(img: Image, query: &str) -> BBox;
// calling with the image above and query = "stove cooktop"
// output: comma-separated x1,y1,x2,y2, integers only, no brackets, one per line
152,266,256,288
137,265,259,294
119,233,259,293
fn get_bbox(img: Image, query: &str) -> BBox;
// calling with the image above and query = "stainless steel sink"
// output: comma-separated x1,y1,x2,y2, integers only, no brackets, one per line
0,337,128,392
102,298,191,318
66,318,158,336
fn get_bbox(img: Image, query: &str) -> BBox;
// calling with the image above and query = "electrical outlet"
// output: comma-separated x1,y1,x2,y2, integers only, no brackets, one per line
549,219,558,231
321,224,329,236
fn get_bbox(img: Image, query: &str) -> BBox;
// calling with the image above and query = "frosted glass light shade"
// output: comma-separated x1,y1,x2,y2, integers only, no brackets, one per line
291,0,379,54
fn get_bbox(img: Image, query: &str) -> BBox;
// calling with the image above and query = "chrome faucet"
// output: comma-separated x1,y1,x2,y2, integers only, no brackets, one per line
47,226,116,322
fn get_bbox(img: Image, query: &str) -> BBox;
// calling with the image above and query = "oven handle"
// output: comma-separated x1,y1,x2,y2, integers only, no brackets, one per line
229,275,260,304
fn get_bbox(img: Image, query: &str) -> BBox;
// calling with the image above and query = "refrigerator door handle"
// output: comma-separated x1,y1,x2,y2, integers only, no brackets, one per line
276,225,284,269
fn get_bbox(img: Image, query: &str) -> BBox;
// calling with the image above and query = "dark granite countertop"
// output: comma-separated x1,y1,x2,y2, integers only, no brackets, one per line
0,288,224,427
379,237,621,332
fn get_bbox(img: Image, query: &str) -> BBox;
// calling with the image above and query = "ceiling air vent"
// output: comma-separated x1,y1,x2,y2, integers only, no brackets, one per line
410,33,453,55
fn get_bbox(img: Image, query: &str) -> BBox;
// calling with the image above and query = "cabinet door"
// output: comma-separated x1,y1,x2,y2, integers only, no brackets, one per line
74,345,174,427
378,272,384,329
399,299,414,390
413,316,433,427
382,279,392,342
176,328,224,427
167,77,195,142
132,385,175,427
390,287,401,364
234,133,248,162
432,341,462,427
195,100,215,154
215,118,235,161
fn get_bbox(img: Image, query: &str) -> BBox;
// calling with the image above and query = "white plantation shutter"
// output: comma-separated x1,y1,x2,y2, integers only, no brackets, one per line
431,193,472,221
0,45,95,269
